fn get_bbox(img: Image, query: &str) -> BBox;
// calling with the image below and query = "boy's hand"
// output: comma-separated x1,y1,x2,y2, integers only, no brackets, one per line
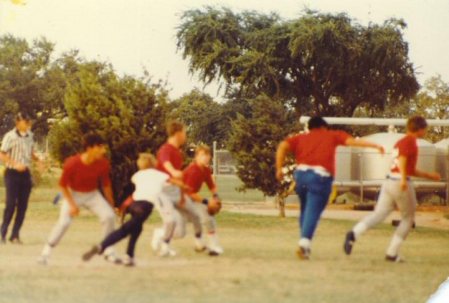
428,172,441,181
400,179,408,191
69,205,80,217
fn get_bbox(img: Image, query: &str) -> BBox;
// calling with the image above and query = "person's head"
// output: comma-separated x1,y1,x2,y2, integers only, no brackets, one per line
166,120,187,146
15,112,31,133
308,116,328,130
194,144,212,166
82,133,107,160
406,115,428,138
137,153,157,170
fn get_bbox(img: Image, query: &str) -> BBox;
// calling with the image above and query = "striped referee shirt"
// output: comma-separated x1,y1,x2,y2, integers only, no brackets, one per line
0,128,34,169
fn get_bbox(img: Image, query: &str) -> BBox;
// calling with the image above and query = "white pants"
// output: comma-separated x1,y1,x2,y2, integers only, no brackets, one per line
47,190,116,252
360,178,416,239
156,185,202,241
191,202,216,233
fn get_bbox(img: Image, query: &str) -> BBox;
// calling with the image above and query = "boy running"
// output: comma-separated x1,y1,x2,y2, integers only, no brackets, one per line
276,116,384,260
82,153,165,266
183,145,223,256
38,134,119,265
344,116,440,262
151,120,203,257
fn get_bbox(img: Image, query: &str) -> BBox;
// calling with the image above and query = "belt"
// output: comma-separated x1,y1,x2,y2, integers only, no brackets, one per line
297,164,331,177
387,174,410,181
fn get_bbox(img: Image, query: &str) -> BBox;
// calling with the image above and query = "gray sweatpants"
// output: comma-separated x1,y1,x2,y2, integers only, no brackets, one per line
47,190,116,254
156,185,202,241
353,178,417,256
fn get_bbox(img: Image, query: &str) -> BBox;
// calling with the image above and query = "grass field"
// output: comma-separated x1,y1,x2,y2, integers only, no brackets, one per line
0,187,448,303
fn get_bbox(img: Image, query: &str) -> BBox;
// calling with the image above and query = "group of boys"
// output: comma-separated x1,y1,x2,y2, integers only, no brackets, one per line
37,120,223,266
1,112,441,267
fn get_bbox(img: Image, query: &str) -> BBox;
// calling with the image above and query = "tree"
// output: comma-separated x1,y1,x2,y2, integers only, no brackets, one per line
177,7,419,117
227,94,300,216
168,88,229,147
48,62,168,201
0,35,68,141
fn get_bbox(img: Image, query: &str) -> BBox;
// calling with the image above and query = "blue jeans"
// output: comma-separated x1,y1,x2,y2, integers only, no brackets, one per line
294,170,333,240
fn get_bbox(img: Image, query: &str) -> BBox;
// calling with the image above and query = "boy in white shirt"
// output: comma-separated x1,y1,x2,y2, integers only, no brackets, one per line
82,153,173,266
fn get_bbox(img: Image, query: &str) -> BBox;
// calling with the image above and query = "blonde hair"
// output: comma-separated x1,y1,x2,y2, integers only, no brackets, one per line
195,144,211,156
137,153,156,170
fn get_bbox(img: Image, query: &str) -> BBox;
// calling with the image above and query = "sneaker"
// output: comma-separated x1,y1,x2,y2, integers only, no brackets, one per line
194,237,207,253
37,255,49,265
296,246,311,260
10,238,23,245
151,228,163,253
159,242,176,257
207,234,224,256
82,245,101,262
122,255,135,267
104,253,123,264
385,255,404,263
344,231,355,255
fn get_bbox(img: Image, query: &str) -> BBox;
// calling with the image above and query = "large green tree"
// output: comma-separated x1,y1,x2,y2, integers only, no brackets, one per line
0,35,69,141
49,62,168,201
177,7,419,116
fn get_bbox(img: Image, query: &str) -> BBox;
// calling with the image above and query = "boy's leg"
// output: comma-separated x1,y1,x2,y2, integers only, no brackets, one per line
84,191,117,260
10,171,32,241
38,199,73,264
352,181,395,239
386,182,417,258
193,202,222,255
1,170,19,241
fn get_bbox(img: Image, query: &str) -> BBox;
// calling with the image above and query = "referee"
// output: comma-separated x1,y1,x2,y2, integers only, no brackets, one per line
0,112,39,244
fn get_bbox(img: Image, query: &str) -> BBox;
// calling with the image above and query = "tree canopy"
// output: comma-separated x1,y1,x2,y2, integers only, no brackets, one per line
177,7,419,116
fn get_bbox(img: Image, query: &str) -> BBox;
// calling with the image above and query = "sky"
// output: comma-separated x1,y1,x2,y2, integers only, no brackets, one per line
0,0,448,100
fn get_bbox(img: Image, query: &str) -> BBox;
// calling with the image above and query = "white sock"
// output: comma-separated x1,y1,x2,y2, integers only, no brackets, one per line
353,222,368,240
41,244,52,257
386,234,404,257
299,238,311,249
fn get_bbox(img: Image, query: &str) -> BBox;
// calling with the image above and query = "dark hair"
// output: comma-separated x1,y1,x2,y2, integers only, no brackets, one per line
15,112,31,122
308,116,328,130
166,120,185,136
407,116,427,132
195,144,211,156
82,133,106,150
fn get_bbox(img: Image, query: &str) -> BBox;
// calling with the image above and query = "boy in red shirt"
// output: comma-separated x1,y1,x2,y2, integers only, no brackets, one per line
183,145,223,256
276,116,384,259
344,116,440,262
151,121,203,257
38,134,119,265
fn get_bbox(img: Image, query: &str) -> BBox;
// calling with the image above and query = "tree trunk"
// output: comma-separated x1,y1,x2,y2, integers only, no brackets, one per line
275,194,286,218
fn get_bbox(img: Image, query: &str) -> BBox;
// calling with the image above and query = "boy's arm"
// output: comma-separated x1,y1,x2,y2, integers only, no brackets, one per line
60,186,79,217
102,184,116,208
397,155,408,191
275,141,291,181
413,169,440,181
163,161,183,179
345,137,385,154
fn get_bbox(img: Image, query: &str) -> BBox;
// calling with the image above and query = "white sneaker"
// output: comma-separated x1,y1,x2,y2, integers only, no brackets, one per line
159,242,176,257
104,253,122,264
37,255,49,265
151,228,164,252
208,233,224,256
122,255,135,267
194,237,207,252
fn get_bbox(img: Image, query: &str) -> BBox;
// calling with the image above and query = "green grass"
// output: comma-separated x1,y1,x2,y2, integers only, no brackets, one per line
0,186,447,303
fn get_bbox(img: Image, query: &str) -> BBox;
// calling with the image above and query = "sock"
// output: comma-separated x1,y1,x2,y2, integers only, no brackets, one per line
386,234,404,257
353,222,368,240
299,238,311,249
41,244,52,257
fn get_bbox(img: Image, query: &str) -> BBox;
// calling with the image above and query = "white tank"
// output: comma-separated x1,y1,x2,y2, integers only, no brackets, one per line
435,138,449,180
352,133,436,180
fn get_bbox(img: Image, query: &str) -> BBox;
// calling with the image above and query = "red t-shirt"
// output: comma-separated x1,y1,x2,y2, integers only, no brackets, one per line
156,143,184,177
183,162,215,194
59,154,111,192
286,129,350,176
390,135,418,176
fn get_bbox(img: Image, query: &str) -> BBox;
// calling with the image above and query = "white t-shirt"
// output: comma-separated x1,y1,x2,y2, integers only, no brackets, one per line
131,169,169,202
